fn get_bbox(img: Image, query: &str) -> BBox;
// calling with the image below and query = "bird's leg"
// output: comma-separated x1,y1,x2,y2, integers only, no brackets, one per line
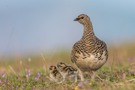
73,63,84,81
57,80,63,84
47,76,53,81
91,71,96,81
61,75,66,82
78,69,84,81
91,71,103,82
74,74,78,83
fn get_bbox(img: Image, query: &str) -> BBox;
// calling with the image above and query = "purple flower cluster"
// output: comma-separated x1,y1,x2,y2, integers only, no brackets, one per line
2,73,6,78
0,80,2,84
128,55,135,62
35,72,41,81
26,69,31,78
0,73,6,85
78,80,89,88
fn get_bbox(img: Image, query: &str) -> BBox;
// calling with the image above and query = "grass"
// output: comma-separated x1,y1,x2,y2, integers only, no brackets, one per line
0,43,135,90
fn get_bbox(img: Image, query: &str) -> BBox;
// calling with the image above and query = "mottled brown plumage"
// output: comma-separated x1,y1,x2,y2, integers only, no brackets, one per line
49,65,63,83
71,14,108,81
57,62,78,82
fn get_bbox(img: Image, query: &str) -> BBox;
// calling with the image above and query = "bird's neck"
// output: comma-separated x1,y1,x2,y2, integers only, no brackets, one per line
82,21,95,40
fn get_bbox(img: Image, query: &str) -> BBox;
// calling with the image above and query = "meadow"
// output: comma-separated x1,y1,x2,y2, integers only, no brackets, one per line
0,43,135,90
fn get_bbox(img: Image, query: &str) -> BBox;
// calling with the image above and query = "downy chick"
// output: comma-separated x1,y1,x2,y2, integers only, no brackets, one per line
49,65,64,83
57,62,78,83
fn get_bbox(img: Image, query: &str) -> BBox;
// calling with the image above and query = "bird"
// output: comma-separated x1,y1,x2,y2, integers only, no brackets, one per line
71,14,108,81
49,65,64,83
57,62,78,83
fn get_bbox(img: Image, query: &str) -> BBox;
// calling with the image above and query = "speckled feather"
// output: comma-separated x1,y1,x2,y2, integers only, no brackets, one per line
57,62,78,82
49,65,63,83
71,14,108,72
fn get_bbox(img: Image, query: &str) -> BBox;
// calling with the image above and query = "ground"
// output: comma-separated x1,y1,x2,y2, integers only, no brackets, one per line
0,43,135,90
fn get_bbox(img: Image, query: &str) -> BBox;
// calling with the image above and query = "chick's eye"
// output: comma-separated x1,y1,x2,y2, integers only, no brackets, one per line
49,67,52,70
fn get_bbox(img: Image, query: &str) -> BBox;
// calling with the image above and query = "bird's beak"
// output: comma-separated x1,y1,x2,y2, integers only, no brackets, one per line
74,17,80,21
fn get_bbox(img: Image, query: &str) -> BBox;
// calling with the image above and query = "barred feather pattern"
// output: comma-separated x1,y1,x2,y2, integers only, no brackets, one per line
57,62,78,82
71,14,108,72
57,62,77,75
49,66,63,83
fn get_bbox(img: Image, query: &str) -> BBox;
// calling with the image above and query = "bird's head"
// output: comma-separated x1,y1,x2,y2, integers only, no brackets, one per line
49,65,57,72
57,62,67,71
74,14,90,25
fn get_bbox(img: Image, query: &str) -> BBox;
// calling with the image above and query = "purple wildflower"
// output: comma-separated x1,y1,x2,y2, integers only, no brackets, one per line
2,73,6,78
128,57,133,62
28,69,31,76
128,55,135,62
84,80,89,84
35,77,38,81
88,88,93,90
0,80,2,84
16,85,18,89
26,69,31,78
37,72,41,78
35,72,41,81
78,82,83,88
22,86,24,89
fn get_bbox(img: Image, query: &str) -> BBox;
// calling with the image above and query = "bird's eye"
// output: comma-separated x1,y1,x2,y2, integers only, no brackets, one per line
60,62,63,64
80,17,84,19
49,67,52,70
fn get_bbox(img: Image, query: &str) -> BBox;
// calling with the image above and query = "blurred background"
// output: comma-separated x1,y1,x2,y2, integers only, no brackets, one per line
0,1,135,89
0,0,135,70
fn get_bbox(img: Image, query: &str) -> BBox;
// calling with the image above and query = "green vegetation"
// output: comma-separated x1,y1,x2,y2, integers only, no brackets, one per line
0,44,135,90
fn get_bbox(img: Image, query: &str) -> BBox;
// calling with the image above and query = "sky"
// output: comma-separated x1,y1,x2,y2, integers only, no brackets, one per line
0,0,135,56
